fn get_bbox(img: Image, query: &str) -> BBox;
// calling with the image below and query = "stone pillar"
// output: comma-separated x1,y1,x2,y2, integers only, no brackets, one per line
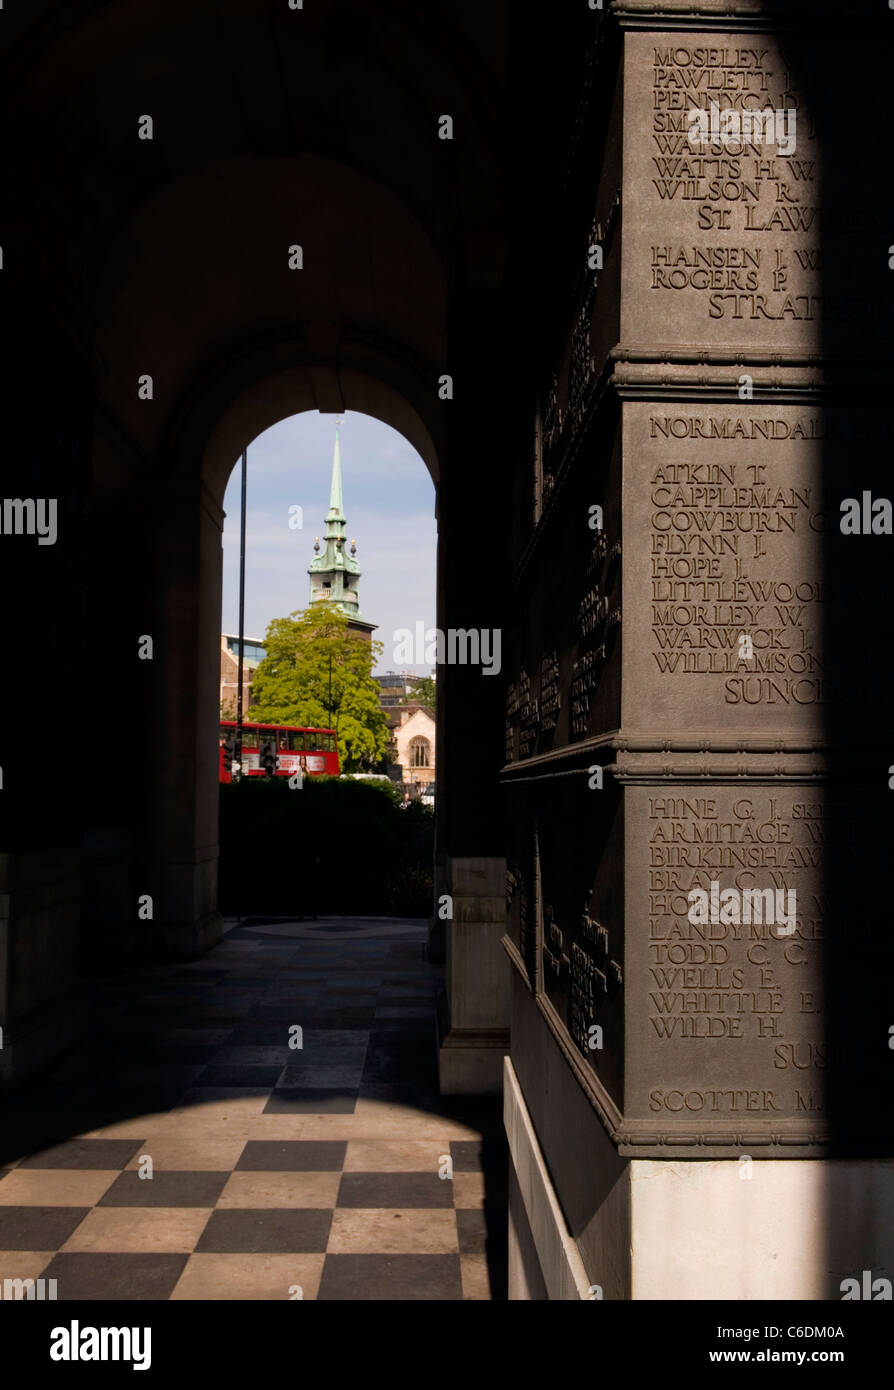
0,850,82,1091
137,477,224,959
434,288,513,1092
78,424,145,966
428,488,448,964
503,6,894,1296
428,851,448,964
0,299,91,1088
438,855,509,1094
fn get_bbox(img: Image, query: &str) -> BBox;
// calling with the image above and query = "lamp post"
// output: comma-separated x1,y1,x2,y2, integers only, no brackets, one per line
234,447,247,781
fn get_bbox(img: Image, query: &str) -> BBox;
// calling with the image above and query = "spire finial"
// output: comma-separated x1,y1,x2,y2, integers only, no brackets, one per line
327,418,345,522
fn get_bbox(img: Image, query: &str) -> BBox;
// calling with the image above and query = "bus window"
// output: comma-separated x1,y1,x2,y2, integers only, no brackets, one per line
278,730,290,750
288,732,307,751
241,727,259,748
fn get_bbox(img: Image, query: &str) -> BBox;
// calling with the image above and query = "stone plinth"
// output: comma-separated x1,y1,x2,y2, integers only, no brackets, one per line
437,855,510,1094
0,849,83,1091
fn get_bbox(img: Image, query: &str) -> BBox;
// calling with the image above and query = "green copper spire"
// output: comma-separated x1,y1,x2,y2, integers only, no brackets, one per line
326,420,345,525
308,417,367,622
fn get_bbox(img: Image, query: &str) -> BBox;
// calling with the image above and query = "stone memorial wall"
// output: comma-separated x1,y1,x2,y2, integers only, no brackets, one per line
503,17,894,1166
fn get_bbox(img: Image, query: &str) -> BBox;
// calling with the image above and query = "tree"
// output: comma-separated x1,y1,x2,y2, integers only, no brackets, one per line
400,674,436,708
248,603,390,771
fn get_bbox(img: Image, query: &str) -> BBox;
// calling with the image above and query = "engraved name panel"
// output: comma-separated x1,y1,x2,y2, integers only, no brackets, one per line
624,30,822,350
625,784,826,1145
623,403,826,736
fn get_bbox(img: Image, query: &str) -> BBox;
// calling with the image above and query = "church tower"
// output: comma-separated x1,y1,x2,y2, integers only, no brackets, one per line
308,418,377,640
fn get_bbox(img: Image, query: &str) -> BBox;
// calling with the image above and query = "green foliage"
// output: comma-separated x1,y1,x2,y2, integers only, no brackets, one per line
218,776,434,916
345,775,403,806
399,674,436,708
249,603,390,771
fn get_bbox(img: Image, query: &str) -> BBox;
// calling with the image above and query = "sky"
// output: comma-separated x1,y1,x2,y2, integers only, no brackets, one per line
221,411,436,675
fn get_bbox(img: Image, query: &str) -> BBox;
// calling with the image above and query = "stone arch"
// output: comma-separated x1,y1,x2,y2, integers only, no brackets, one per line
0,0,510,1097
166,330,444,503
142,350,444,957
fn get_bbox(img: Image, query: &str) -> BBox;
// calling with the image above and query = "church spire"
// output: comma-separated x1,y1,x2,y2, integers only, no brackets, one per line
326,418,345,527
307,418,376,639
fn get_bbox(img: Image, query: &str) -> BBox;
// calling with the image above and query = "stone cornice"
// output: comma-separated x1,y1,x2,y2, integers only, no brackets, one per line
610,0,870,33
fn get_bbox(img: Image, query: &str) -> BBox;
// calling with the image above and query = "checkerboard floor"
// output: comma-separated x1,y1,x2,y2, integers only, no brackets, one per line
0,918,507,1300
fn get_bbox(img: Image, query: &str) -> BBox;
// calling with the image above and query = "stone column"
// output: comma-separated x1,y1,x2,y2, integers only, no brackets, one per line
428,485,448,964
0,307,90,1088
0,849,82,1091
503,7,894,1296
435,288,512,1092
137,476,224,959
438,855,509,1093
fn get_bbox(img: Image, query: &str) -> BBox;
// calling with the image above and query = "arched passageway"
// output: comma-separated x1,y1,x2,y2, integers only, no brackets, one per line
1,0,511,1101
3,0,892,1307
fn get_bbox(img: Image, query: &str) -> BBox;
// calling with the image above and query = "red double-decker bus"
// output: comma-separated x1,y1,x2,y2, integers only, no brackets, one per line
219,721,340,783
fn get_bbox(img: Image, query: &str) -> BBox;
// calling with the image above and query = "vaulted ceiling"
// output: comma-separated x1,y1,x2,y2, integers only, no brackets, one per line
2,1,506,478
